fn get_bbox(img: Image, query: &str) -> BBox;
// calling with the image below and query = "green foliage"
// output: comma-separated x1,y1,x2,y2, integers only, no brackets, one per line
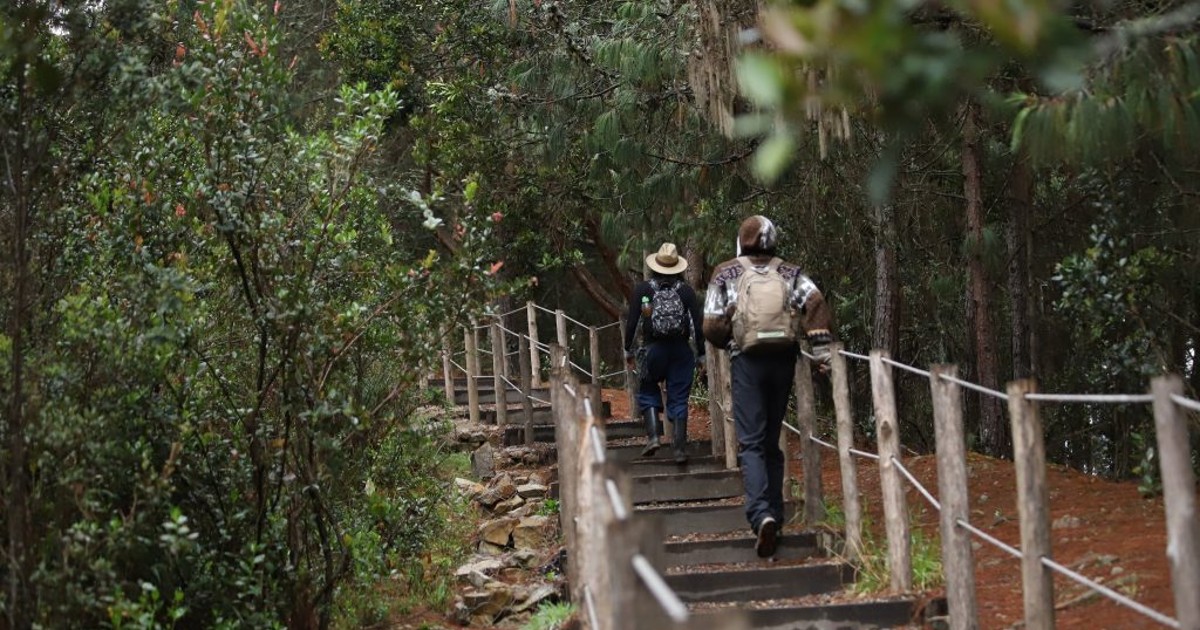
852,524,944,595
537,498,561,517
522,602,575,630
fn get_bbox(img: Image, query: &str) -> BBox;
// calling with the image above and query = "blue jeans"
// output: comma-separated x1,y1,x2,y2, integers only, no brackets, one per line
636,338,695,422
731,349,797,530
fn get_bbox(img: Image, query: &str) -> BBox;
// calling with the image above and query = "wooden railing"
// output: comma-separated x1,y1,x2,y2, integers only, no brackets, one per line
441,301,1200,629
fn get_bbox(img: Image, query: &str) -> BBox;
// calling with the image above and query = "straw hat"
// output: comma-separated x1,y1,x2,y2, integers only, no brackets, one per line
646,242,688,275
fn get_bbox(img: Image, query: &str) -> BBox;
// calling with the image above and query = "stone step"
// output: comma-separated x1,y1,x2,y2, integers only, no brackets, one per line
607,440,712,463
635,502,795,537
631,469,743,504
663,531,820,568
667,562,853,604
694,597,945,630
454,387,551,405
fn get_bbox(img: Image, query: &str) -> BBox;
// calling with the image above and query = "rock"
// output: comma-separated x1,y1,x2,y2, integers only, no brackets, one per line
472,442,496,480
496,611,533,628
478,541,508,556
478,474,518,509
499,567,524,582
456,427,488,446
522,451,541,465
516,483,548,499
528,470,551,486
510,549,539,569
480,517,518,547
513,515,554,550
492,495,526,515
455,477,485,497
513,584,559,613
511,474,530,485
455,558,505,587
1053,514,1083,530
461,582,515,623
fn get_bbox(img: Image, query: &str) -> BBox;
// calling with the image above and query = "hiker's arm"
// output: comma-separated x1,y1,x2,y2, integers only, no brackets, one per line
702,274,732,349
683,285,705,357
792,275,834,366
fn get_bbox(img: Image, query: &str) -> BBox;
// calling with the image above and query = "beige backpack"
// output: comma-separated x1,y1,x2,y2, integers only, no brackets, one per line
731,257,797,352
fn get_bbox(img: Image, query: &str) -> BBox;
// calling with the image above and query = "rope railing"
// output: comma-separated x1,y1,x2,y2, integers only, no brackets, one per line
1170,393,1200,413
632,554,690,624
557,375,691,629
444,303,1199,630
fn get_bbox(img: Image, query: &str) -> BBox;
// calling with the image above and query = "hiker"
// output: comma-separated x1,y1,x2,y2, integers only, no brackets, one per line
702,216,834,558
623,242,706,464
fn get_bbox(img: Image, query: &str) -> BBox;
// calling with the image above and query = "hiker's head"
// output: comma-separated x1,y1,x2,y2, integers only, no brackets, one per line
646,242,688,277
737,215,778,256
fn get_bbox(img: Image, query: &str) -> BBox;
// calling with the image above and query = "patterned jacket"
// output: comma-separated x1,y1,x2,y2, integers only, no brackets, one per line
701,254,833,354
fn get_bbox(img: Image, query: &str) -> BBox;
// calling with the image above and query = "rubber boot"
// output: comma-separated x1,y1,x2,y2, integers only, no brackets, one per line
672,415,688,464
640,408,661,457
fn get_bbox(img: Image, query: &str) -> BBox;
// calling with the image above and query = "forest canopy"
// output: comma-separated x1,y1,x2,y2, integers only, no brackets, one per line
2,0,1197,626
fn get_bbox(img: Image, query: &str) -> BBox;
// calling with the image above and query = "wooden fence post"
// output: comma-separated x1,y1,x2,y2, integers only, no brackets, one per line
931,365,978,630
527,301,543,388
1007,379,1054,630
1151,375,1200,630
550,345,579,600
719,350,738,470
491,320,507,426
589,326,603,417
705,342,726,460
870,350,912,592
518,333,535,445
604,468,637,630
574,382,598,610
829,343,863,561
556,309,568,352
795,352,824,525
464,323,481,424
441,328,456,405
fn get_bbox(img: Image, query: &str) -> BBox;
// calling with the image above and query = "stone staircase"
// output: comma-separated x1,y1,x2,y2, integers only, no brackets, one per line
438,378,943,628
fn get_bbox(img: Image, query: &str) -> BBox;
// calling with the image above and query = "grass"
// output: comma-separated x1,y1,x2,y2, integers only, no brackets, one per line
521,602,574,630
851,522,944,595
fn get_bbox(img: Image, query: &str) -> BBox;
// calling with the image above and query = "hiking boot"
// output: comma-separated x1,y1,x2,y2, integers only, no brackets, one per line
671,415,688,465
640,408,661,457
755,516,779,558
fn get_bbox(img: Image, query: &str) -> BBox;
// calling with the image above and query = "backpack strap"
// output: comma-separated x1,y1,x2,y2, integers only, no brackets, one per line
767,257,783,272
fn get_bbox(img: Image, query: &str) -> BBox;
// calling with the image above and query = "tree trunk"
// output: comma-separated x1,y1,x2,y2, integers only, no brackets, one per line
688,0,759,135
5,70,34,630
872,200,900,358
570,264,623,320
1007,156,1034,379
962,100,1006,457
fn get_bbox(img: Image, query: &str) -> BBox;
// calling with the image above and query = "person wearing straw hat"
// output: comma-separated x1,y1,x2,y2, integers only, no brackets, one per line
702,216,834,558
623,242,706,463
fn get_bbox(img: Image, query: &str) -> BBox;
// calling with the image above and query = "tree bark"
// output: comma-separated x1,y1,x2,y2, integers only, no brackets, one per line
872,200,900,358
583,213,633,300
570,264,623,320
4,67,34,630
688,0,759,135
1007,155,1034,379
962,100,1006,457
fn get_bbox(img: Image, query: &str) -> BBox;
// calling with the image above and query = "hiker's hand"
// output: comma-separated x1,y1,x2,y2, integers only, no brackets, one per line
811,344,832,375
724,303,736,318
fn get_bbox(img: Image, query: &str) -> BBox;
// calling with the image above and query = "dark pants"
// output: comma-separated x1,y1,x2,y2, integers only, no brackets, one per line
731,349,797,531
636,338,695,422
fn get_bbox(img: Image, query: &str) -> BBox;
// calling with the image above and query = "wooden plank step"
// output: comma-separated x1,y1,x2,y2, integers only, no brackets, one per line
694,597,944,630
667,562,853,604
627,455,725,475
635,502,794,537
453,387,550,405
631,469,743,504
607,440,712,463
663,531,820,568
482,400,611,425
502,414,631,445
